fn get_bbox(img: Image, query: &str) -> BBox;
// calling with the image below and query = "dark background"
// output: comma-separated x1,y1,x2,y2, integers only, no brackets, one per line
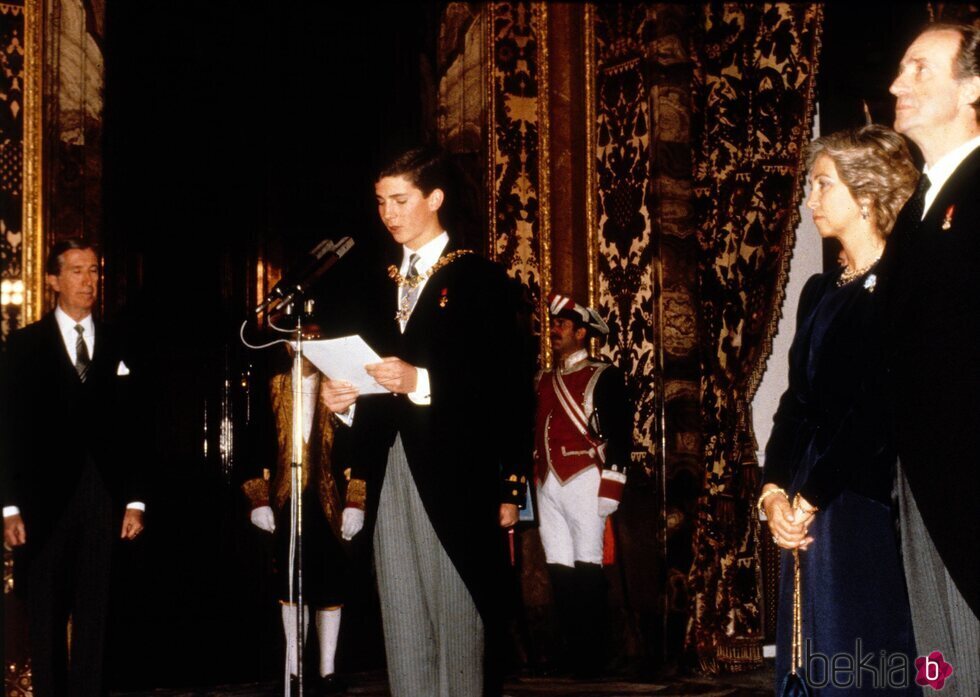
815,2,930,266
100,1,440,687
15,1,934,690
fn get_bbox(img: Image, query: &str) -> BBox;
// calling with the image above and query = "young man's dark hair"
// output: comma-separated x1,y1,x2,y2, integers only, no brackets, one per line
377,146,451,197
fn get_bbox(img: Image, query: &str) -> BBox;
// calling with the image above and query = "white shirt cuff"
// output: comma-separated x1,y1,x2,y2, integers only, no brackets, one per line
336,403,356,427
5,503,146,517
408,368,431,405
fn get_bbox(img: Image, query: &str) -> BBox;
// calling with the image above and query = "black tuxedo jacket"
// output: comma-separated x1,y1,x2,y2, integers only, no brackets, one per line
1,312,144,552
878,144,980,614
346,243,534,622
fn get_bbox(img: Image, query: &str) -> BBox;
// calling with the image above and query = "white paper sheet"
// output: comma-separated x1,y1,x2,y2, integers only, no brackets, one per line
296,335,386,395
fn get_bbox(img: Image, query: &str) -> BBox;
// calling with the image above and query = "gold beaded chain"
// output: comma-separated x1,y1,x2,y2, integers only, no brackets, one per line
387,249,474,288
836,253,882,287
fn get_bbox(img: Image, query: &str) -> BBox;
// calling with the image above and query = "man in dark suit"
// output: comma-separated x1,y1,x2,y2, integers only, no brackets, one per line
2,238,145,697
321,147,532,697
882,22,979,695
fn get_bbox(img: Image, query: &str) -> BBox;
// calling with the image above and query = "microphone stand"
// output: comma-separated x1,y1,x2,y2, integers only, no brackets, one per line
285,300,312,697
247,298,314,697
241,236,353,696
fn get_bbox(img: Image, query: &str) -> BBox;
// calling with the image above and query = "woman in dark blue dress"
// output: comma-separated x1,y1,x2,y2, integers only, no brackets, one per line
760,126,920,695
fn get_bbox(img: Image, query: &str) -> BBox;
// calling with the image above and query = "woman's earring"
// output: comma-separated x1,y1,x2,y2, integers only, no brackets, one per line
861,205,869,221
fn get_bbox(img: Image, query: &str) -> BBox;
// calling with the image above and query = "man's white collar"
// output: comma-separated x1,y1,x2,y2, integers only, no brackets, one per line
923,134,980,214
54,305,93,334
401,232,449,273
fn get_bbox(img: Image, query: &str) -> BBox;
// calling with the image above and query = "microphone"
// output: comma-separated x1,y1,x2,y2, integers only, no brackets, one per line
256,236,354,314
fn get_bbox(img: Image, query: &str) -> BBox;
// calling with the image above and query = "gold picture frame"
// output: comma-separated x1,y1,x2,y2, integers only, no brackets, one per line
22,0,45,324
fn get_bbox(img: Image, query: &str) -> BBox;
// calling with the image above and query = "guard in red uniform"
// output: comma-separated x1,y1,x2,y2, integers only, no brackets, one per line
534,293,631,676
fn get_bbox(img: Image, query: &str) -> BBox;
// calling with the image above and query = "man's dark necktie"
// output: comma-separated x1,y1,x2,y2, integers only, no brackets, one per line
74,324,90,382
905,173,931,225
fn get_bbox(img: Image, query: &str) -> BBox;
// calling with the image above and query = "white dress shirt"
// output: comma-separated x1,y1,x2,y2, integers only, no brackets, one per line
396,231,449,405
333,232,448,427
54,305,95,364
921,134,980,218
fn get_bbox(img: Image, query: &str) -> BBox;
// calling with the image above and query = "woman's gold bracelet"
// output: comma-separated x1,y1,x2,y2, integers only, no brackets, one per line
757,486,788,514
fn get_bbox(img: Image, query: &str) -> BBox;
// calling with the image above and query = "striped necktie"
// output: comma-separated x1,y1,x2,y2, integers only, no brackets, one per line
74,324,90,382
399,253,422,322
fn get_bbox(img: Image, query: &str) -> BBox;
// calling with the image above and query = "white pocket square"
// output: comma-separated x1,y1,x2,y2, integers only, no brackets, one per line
116,361,131,376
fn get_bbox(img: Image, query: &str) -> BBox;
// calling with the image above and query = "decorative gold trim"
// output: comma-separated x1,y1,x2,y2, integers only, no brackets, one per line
484,3,496,262
23,0,45,323
386,249,474,288
345,478,366,509
533,1,552,371
241,477,271,509
743,4,823,405
3,546,13,594
583,3,598,359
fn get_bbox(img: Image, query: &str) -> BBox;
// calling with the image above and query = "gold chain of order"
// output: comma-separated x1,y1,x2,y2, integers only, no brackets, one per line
387,249,474,288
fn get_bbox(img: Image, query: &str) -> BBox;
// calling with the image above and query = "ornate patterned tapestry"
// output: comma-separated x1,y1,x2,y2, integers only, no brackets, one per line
0,1,24,341
440,1,547,343
686,4,821,671
486,1,546,328
593,2,700,659
593,4,656,479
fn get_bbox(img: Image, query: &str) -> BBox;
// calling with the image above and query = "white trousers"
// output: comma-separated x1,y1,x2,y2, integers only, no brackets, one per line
537,468,605,567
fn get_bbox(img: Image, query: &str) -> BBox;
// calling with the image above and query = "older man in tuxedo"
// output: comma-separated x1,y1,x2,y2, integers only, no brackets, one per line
2,238,145,697
881,23,980,696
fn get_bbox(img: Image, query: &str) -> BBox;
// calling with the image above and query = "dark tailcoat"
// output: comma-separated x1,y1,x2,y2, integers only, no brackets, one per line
346,244,533,624
878,146,980,615
0,310,144,696
1,311,144,555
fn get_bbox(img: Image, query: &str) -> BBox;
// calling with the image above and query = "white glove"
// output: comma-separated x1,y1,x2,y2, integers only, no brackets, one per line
341,507,365,540
597,496,620,518
250,505,276,533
